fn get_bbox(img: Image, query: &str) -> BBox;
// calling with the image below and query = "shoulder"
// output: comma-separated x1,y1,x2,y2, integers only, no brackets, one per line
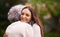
33,23,40,29
33,23,41,32
8,21,20,26
6,21,24,31
5,21,20,31
6,21,32,31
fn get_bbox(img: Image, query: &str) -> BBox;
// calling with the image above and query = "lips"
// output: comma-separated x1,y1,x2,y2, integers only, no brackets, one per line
21,18,27,22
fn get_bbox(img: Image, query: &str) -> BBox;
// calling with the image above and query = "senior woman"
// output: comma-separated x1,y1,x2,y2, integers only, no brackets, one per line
19,6,44,37
4,4,34,37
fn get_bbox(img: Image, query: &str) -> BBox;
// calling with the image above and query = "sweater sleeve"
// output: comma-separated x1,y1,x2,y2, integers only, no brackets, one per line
33,23,41,37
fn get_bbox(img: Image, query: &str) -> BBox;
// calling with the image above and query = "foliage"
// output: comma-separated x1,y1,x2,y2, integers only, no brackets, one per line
45,32,60,37
30,0,60,17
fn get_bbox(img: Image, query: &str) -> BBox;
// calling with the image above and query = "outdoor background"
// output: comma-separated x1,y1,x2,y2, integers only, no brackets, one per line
0,0,60,37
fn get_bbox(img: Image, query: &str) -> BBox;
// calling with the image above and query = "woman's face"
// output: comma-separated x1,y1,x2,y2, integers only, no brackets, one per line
20,8,32,23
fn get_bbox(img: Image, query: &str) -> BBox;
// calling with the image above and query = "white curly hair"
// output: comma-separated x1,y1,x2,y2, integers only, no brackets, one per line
8,4,25,22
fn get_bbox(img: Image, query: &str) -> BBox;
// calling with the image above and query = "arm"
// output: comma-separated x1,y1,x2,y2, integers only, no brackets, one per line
33,24,41,37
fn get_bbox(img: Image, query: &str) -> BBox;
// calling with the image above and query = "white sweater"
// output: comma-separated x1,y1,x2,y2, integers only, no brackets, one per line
5,21,34,37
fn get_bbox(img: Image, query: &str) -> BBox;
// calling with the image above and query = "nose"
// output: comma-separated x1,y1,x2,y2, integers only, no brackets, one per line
23,15,26,18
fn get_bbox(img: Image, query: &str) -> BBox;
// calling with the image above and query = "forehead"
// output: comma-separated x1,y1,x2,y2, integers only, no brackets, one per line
22,8,31,14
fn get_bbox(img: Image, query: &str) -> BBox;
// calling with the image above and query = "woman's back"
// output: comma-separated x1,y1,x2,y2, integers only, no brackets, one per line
5,21,34,37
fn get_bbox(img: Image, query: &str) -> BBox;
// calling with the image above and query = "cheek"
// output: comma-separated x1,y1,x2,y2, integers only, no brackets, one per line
27,16,31,22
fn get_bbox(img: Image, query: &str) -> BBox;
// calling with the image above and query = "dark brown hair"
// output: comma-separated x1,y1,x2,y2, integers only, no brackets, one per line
21,6,44,37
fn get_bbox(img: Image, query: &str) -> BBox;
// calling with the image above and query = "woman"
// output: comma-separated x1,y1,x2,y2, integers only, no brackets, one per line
20,6,44,37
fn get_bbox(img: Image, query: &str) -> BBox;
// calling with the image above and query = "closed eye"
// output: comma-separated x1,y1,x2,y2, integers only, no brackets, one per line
26,14,29,17
21,13,24,15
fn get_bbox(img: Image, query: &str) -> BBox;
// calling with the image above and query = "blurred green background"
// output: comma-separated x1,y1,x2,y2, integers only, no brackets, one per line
0,0,60,37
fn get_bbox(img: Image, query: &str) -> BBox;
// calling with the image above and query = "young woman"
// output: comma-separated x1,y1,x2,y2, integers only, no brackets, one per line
20,6,44,37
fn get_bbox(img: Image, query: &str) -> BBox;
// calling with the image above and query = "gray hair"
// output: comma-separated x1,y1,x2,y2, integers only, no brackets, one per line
8,4,25,22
